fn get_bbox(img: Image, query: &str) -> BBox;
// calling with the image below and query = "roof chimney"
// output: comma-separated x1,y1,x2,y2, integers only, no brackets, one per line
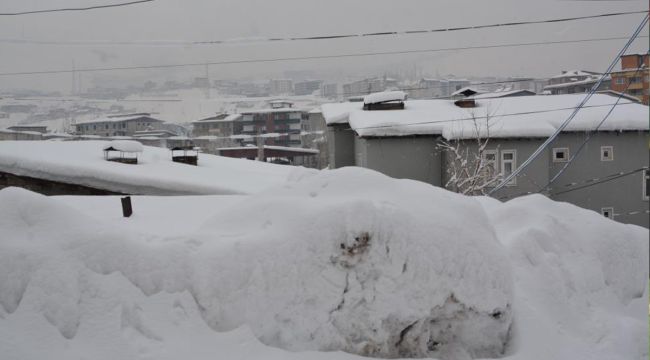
454,99,477,108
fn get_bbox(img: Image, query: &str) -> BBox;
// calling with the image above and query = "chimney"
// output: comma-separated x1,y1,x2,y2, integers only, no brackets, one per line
454,99,476,108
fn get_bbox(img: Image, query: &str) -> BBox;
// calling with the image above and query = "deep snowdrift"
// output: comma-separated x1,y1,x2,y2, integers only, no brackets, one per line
0,167,647,360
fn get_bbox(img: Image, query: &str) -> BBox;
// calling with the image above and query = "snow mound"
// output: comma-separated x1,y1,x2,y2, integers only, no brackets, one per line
478,195,649,360
194,167,514,358
0,167,647,360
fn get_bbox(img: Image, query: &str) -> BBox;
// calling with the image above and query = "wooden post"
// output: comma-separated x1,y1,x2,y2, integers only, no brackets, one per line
121,196,133,218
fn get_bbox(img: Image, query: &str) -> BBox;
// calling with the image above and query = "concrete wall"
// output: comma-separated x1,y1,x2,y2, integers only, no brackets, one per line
327,124,355,168
0,171,124,196
548,131,649,227
443,132,649,227
357,136,443,186
441,138,550,197
76,117,162,137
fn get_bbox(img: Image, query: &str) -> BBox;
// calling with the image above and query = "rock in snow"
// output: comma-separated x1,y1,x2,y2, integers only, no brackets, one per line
0,167,646,360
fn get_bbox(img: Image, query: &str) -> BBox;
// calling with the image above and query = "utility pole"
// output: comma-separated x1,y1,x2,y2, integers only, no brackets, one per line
256,131,265,162
205,63,210,99
71,60,76,96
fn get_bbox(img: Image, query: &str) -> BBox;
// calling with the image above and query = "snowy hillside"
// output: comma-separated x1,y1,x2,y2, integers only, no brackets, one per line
0,167,647,360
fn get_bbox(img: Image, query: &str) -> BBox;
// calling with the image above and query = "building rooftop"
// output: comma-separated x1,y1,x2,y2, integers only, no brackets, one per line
0,141,314,195
193,113,242,124
322,93,649,140
76,113,164,126
550,70,602,79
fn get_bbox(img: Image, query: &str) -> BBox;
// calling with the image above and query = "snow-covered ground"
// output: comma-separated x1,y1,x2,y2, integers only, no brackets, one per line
0,141,315,195
0,167,647,360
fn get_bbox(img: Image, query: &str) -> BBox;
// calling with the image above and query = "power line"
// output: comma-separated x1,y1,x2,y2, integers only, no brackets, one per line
0,10,645,46
191,10,648,44
487,13,649,195
549,167,647,196
0,0,155,16
536,60,648,194
498,167,648,200
0,35,647,77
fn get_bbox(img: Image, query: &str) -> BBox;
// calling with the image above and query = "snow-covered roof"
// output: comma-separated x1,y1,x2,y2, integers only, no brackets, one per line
451,87,482,97
193,113,242,124
321,94,649,139
363,91,407,105
470,89,536,99
218,145,319,154
0,141,315,195
240,107,306,114
550,70,601,79
76,113,163,126
103,140,144,153
543,77,608,90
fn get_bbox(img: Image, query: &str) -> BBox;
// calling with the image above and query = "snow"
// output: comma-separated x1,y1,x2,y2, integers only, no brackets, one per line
321,94,649,139
550,70,601,79
103,140,144,153
363,91,407,105
0,167,646,360
470,90,535,99
76,113,162,126
193,113,242,123
241,107,306,114
451,87,481,96
543,77,604,90
0,141,314,195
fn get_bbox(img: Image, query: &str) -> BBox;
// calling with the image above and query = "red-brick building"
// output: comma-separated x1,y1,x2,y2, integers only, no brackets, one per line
610,53,649,105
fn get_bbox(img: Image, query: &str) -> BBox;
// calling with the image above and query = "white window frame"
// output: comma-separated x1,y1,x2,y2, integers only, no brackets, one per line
601,207,614,219
500,150,517,186
481,149,498,177
643,169,649,201
552,147,569,163
600,146,614,162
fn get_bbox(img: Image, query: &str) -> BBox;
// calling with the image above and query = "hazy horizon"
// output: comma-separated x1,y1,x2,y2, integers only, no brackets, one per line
0,0,647,93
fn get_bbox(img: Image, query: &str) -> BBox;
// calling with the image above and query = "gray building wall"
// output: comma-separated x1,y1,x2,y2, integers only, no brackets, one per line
331,127,648,227
75,117,163,137
356,136,443,186
437,132,649,227
451,138,551,200
327,124,356,169
547,131,648,227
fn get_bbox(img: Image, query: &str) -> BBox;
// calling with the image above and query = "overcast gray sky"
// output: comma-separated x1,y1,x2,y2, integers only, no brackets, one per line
0,0,647,92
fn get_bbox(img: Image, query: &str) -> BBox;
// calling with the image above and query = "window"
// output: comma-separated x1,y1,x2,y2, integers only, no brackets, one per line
552,148,569,162
601,207,614,219
615,77,625,85
600,146,613,161
642,169,650,201
630,77,642,84
481,149,498,177
500,150,517,186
